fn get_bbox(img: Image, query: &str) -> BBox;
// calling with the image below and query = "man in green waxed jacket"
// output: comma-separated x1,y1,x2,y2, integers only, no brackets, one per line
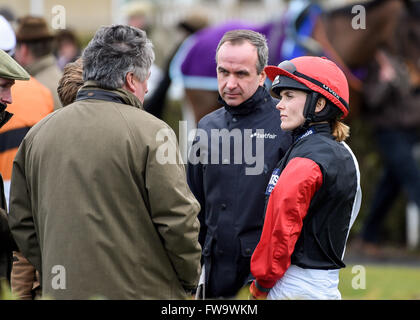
8,25,202,300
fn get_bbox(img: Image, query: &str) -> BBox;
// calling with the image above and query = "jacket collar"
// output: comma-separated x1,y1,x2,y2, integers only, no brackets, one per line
292,122,332,143
0,102,13,129
25,54,57,76
218,86,270,116
76,81,144,110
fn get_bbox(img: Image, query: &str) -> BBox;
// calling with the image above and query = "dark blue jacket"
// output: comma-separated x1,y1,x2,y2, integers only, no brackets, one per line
187,86,292,297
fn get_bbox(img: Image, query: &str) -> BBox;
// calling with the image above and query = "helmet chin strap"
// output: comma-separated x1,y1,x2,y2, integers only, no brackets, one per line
301,91,319,130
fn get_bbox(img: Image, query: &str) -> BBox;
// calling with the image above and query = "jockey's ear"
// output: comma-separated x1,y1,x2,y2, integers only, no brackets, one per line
258,70,266,86
315,97,326,113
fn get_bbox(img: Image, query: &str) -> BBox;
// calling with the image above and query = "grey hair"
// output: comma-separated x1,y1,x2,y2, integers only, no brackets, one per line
215,29,268,74
82,24,155,89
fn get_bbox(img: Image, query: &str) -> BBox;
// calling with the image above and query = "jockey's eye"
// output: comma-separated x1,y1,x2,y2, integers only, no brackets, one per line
280,91,294,100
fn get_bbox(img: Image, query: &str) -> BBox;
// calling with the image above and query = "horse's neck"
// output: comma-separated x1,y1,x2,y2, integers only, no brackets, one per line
323,0,404,68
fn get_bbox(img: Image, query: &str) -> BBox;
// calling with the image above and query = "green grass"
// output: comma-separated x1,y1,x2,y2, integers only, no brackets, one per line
339,264,420,300
0,280,17,300
234,264,420,300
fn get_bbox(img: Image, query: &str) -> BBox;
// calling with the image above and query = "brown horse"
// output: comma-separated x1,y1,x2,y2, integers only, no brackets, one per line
176,0,411,124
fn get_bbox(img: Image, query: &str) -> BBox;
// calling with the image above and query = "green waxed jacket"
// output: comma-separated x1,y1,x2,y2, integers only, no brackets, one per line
8,83,202,299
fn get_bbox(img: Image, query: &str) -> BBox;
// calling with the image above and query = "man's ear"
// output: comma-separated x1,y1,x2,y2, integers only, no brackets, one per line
259,70,267,86
123,72,136,93
315,97,326,112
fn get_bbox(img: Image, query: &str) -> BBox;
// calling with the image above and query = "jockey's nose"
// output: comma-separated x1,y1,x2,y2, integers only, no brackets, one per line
276,98,284,111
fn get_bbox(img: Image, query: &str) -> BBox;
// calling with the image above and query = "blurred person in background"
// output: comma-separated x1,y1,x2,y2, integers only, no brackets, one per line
0,15,54,300
14,16,62,110
54,29,81,71
0,7,15,30
123,1,153,34
358,6,420,255
144,11,208,119
0,48,30,291
0,15,15,56
123,1,163,101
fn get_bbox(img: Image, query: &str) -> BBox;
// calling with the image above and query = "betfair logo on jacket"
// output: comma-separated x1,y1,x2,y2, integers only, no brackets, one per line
250,132,277,139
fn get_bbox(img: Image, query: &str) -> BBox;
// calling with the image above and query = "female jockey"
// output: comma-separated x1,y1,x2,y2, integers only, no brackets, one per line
249,56,362,300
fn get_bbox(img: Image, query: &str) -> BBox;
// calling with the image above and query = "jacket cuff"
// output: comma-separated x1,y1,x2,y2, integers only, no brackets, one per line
249,280,270,299
255,278,276,289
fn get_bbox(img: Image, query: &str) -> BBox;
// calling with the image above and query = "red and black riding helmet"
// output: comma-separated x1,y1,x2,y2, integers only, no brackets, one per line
265,56,350,120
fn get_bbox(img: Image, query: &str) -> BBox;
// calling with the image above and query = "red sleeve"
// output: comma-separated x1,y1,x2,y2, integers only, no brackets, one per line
250,157,323,289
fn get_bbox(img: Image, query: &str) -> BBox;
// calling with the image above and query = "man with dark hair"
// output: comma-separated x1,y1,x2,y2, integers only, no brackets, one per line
9,25,201,300
14,16,62,110
187,29,292,298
